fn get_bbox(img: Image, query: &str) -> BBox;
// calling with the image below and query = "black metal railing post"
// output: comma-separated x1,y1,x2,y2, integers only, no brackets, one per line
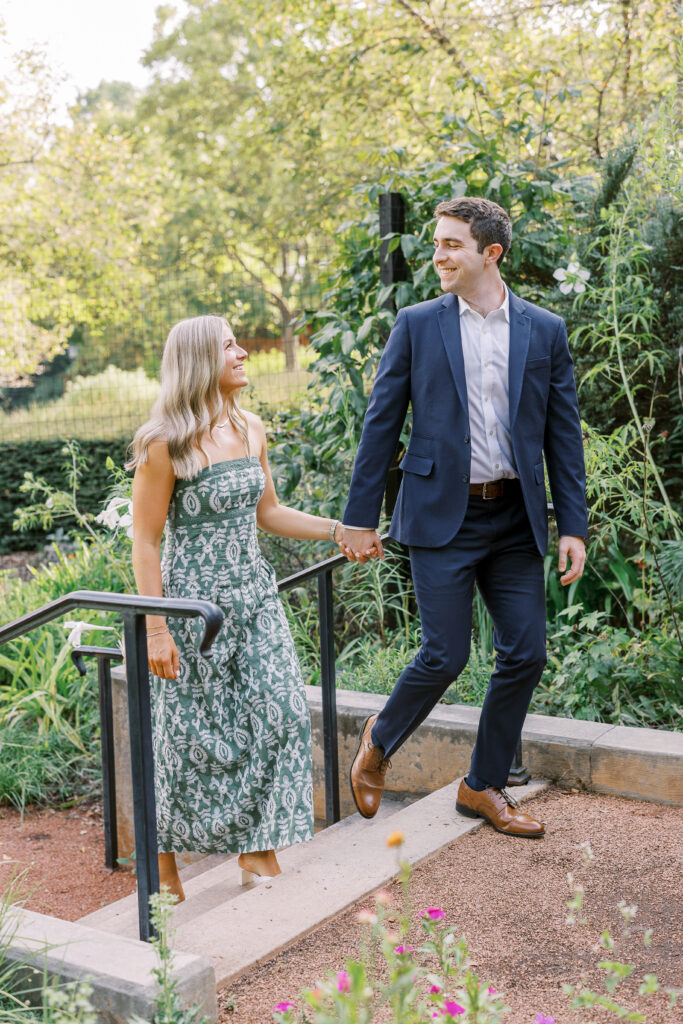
71,645,123,871
507,737,531,787
317,569,340,826
378,192,408,521
122,609,160,941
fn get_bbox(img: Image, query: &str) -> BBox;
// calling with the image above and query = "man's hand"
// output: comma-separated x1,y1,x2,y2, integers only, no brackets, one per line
341,528,384,565
558,535,586,586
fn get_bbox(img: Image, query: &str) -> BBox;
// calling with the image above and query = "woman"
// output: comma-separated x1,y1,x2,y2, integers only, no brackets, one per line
129,314,342,901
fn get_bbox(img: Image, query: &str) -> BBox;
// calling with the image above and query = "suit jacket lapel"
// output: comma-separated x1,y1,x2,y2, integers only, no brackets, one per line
437,293,468,413
507,289,531,429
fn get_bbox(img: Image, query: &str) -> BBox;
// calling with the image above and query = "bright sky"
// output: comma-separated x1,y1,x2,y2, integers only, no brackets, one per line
1,0,187,107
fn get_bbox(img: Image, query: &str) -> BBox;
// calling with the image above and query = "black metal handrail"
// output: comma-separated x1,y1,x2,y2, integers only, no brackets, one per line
71,645,124,872
0,591,224,942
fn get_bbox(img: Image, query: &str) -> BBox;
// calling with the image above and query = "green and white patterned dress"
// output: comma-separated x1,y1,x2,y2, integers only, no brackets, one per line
152,455,314,854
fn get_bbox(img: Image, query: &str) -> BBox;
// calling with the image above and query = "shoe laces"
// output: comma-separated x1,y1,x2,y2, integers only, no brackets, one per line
500,787,519,808
370,750,391,775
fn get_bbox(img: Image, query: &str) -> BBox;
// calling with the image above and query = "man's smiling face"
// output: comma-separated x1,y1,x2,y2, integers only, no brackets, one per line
432,216,488,296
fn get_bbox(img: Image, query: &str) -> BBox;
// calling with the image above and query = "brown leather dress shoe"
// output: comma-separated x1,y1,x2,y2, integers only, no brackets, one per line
455,778,545,837
349,714,391,819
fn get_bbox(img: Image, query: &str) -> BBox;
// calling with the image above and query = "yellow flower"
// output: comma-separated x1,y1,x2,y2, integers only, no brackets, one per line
386,830,404,848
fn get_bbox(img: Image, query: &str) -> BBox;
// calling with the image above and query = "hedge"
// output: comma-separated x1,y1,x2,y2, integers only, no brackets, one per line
0,439,130,554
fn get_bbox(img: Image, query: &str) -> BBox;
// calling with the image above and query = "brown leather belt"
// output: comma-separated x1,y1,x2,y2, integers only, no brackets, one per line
469,480,506,500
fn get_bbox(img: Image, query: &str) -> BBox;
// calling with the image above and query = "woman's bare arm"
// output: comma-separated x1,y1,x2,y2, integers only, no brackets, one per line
252,416,342,543
131,442,179,679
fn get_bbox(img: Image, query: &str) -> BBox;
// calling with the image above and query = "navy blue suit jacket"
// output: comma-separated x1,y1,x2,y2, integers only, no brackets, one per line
343,288,588,555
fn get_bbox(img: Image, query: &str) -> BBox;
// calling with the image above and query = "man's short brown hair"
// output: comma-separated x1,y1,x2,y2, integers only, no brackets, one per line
433,196,512,266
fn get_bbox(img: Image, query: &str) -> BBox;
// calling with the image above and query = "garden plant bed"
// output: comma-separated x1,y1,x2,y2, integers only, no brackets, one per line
0,798,136,919
218,789,682,1024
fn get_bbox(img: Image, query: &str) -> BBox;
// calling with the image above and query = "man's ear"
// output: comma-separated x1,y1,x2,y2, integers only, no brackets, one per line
485,243,503,265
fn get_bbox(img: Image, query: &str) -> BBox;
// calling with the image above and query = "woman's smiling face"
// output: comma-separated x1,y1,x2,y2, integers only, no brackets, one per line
219,322,249,393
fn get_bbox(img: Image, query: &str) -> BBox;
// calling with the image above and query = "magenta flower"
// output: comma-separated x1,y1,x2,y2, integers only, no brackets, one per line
429,984,442,994
394,944,416,954
419,907,446,920
336,971,350,992
273,1002,295,1013
488,986,498,995
536,1016,555,1024
444,1002,466,1017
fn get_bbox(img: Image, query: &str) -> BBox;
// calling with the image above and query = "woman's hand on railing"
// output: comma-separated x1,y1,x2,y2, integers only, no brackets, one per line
147,630,180,680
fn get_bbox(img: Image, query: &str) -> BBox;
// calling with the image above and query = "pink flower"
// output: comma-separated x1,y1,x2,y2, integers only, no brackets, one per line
336,971,350,992
429,985,442,994
419,907,446,920
274,1002,295,1014
394,944,415,954
536,1016,555,1024
488,986,498,995
444,1002,466,1017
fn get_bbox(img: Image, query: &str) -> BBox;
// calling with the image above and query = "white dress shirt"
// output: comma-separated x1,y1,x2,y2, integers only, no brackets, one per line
458,286,518,484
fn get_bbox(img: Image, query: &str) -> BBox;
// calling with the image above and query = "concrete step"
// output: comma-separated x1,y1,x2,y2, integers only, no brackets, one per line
79,794,415,937
86,778,548,990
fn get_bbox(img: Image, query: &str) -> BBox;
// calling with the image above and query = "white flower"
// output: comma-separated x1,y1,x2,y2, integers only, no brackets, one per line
553,258,591,295
63,620,113,648
96,497,133,532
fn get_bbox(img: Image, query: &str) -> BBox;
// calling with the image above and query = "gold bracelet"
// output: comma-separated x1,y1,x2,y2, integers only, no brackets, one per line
146,627,169,637
329,519,339,542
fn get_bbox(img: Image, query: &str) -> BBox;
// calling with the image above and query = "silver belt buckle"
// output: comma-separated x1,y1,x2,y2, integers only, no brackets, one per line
482,481,495,500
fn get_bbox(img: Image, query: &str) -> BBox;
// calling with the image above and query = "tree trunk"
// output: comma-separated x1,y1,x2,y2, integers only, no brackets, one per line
281,306,299,372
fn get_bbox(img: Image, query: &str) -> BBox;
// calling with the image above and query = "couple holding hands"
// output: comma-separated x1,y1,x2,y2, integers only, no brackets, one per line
129,196,587,900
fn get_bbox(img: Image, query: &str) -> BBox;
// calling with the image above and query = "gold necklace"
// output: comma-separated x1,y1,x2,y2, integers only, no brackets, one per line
215,417,229,428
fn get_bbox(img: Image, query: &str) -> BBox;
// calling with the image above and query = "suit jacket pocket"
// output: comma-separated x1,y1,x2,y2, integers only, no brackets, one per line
527,357,551,370
399,453,434,477
534,461,545,485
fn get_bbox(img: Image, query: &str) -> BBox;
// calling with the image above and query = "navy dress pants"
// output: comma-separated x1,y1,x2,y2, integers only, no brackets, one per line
372,482,547,789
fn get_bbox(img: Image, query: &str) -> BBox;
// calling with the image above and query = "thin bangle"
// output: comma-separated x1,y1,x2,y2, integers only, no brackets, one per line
146,627,169,637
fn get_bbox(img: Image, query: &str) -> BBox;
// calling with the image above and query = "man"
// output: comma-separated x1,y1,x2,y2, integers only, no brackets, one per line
342,196,587,838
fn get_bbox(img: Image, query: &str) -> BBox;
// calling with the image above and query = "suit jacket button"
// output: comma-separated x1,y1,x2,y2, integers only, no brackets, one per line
462,474,469,483
464,435,470,444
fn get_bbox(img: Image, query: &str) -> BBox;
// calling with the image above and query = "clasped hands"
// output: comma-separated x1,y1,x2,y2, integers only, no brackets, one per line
340,528,385,565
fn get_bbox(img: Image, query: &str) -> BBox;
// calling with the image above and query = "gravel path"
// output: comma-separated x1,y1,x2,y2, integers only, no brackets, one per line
0,800,136,918
218,789,682,1024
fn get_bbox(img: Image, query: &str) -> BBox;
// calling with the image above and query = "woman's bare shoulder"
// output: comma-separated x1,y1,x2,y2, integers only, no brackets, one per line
139,439,174,475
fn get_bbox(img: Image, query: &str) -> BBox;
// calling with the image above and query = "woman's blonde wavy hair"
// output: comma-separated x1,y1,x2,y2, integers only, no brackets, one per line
127,315,249,479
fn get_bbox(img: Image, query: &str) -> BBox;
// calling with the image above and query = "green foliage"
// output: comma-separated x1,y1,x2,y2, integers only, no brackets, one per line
0,449,134,806
129,890,211,1024
535,609,682,729
0,723,99,811
0,439,130,553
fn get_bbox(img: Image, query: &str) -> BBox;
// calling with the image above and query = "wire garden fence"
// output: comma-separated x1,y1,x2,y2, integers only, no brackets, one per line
0,254,327,443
